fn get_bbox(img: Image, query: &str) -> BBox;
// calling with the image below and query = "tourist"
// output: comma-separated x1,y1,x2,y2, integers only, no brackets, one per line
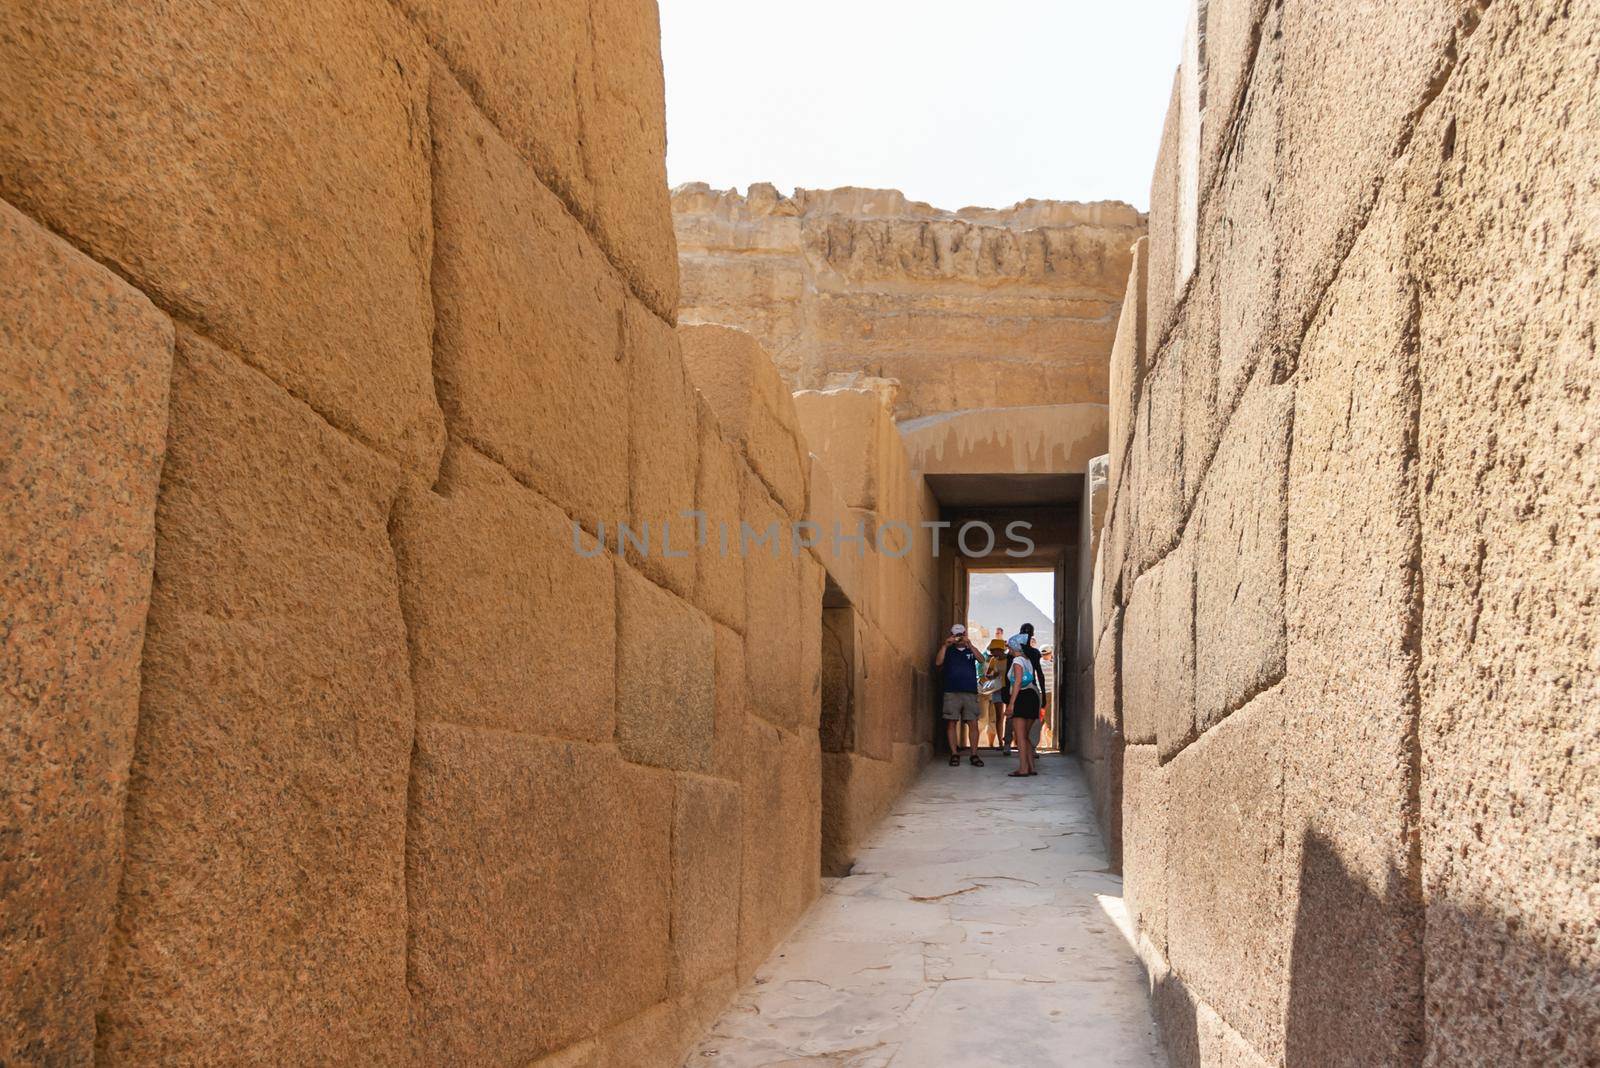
1018,623,1048,750
1005,634,1043,776
983,637,1010,750
935,624,984,767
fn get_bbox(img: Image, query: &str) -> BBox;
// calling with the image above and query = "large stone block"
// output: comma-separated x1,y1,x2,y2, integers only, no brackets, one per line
710,623,747,781
738,720,820,981
0,203,172,1064
1122,744,1168,955
1197,0,1274,195
1167,693,1287,1062
680,323,809,518
392,444,616,741
1192,381,1292,731
616,565,715,771
1129,351,1186,577
693,404,747,632
584,0,680,321
0,0,441,474
791,388,892,511
1122,539,1195,758
98,332,411,1062
627,299,699,597
430,69,628,531
1146,72,1184,351
804,451,870,612
741,472,805,732
672,776,742,992
1108,237,1150,475
1405,4,1600,1060
408,724,672,1062
1282,182,1424,1066
1276,0,1463,343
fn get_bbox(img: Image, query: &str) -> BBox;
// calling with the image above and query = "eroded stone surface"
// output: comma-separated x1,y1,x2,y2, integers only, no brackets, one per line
691,758,1166,1067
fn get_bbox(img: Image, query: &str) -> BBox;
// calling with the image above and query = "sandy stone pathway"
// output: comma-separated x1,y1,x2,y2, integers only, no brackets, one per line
685,755,1167,1067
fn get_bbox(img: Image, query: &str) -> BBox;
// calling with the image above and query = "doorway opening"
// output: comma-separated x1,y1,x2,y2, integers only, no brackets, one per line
964,567,1060,752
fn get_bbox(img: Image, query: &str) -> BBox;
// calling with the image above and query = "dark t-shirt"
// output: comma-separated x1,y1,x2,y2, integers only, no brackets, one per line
939,644,980,693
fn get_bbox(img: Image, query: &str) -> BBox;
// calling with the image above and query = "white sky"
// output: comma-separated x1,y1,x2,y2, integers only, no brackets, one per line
660,0,1190,213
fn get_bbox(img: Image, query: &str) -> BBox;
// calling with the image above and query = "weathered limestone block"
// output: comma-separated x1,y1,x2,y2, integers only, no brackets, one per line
679,323,808,518
791,388,893,511
584,0,680,321
617,564,715,771
1146,72,1185,352
1192,381,1292,731
798,554,825,736
1122,536,1195,758
1197,0,1274,195
1166,693,1287,1063
819,608,858,754
1122,744,1169,955
1282,184,1424,1067
0,203,172,1064
1129,352,1185,577
710,623,747,781
741,473,805,732
0,0,441,474
693,403,747,632
408,724,672,1062
395,0,678,320
1180,255,1223,511
1108,237,1150,476
1091,608,1124,869
854,622,898,763
99,332,411,1062
430,69,628,531
627,299,699,597
672,776,742,992
1276,0,1463,341
1406,4,1600,1059
804,452,871,612
392,444,616,741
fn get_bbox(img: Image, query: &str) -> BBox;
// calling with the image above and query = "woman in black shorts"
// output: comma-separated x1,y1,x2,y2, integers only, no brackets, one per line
1005,634,1042,777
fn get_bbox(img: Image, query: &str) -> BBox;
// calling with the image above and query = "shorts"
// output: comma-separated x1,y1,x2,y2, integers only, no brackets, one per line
941,692,981,721
1010,688,1041,721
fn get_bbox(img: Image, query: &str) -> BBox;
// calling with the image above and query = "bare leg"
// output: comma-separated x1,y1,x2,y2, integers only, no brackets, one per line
946,719,962,763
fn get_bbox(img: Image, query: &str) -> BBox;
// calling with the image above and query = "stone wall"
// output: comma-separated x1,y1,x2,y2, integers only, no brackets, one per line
1089,2,1600,1065
672,183,1146,421
0,5,933,1064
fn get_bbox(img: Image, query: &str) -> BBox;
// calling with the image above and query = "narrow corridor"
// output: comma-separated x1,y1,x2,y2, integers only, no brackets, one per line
687,757,1167,1067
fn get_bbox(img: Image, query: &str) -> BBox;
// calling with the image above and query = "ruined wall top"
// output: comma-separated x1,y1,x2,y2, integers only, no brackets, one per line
672,183,1146,421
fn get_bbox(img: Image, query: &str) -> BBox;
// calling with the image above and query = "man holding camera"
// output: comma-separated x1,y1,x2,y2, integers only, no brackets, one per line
935,624,984,767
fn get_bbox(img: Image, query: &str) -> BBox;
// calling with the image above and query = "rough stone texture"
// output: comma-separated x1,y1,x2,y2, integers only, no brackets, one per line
1109,237,1150,476
408,724,672,1062
1166,693,1287,1063
1122,745,1168,956
392,444,616,741
804,451,871,613
674,184,1145,420
0,203,172,1064
791,387,892,511
1198,0,1274,197
430,69,628,531
693,403,748,632
626,299,699,597
1406,4,1600,1061
1145,72,1184,353
395,0,678,320
1283,184,1424,1067
1122,538,1195,756
616,564,715,771
1089,608,1124,870
679,323,809,517
1275,0,1464,345
0,0,442,475
98,332,411,1063
1192,381,1292,732
709,623,747,783
741,473,805,733
897,403,1110,479
1129,350,1186,577
737,720,820,982
672,776,742,992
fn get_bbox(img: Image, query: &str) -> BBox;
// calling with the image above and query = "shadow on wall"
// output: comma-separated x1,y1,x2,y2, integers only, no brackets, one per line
1153,831,1599,1068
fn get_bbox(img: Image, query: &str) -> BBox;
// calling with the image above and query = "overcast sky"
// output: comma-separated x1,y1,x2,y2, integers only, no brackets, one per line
660,0,1190,213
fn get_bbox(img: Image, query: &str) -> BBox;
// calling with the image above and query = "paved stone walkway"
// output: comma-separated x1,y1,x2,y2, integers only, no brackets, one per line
686,755,1167,1067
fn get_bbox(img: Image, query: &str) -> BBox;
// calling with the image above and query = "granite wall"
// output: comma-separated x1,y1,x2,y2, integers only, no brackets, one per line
0,3,933,1064
1088,1,1599,1065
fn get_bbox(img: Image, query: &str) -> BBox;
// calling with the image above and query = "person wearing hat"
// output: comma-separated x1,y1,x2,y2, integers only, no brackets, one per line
1018,622,1049,751
1005,633,1044,776
934,624,984,767
982,636,1011,751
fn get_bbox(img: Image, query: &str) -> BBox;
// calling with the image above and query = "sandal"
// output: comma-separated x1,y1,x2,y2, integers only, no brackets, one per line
970,755,985,767
1007,770,1028,777
949,754,961,766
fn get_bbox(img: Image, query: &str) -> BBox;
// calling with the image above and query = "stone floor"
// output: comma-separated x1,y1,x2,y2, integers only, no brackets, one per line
685,754,1167,1067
